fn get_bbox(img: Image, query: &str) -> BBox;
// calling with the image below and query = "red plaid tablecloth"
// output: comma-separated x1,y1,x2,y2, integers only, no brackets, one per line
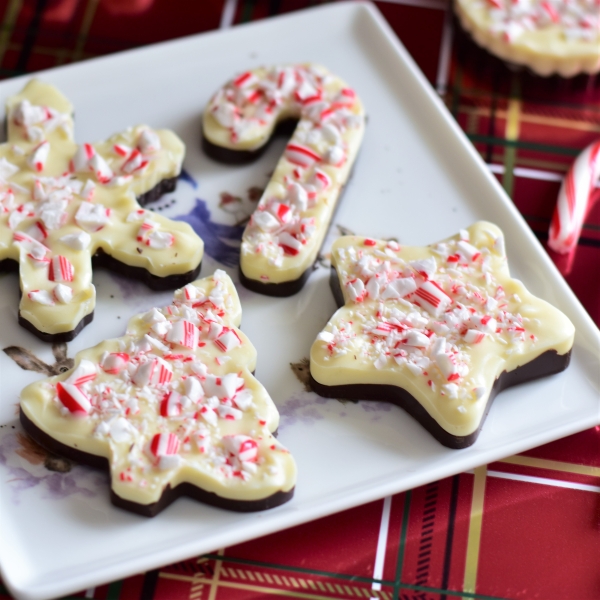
1,1,599,598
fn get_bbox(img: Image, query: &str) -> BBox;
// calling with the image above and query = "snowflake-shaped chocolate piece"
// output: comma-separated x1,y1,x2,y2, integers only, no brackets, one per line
0,80,204,342
20,270,296,515
310,222,575,448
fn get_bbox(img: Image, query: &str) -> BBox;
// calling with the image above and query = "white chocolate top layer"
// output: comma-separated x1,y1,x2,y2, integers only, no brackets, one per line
203,64,365,285
20,271,297,507
310,222,575,438
0,80,204,336
455,0,600,76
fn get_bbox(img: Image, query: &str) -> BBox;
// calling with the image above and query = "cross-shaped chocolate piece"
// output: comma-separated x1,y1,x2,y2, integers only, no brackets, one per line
0,80,204,342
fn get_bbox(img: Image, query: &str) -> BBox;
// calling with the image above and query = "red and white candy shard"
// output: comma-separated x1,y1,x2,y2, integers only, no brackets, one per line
310,222,575,438
19,271,296,510
548,140,600,256
203,64,365,287
0,79,204,340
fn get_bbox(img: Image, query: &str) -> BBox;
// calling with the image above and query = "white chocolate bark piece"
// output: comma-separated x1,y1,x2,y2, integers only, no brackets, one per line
20,270,296,513
455,0,600,76
0,79,204,339
203,64,365,288
310,222,575,441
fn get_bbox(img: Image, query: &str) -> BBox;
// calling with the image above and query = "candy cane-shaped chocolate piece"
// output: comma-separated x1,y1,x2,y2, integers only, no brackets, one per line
548,140,600,254
202,64,366,296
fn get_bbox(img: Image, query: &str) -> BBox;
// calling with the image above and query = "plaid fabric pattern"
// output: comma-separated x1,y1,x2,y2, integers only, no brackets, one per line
0,1,599,598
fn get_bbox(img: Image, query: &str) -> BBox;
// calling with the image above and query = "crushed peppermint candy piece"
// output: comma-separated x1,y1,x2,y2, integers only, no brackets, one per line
136,220,174,249
413,280,453,316
75,201,109,232
138,129,161,154
148,433,180,469
278,231,303,256
184,376,204,403
285,143,321,169
53,283,73,304
166,320,199,349
48,255,75,282
60,231,91,250
27,141,50,172
223,435,259,463
56,381,92,415
27,289,54,305
133,357,173,387
217,404,243,420
203,373,241,399
66,359,97,386
160,390,183,417
72,144,113,183
253,210,280,232
13,99,47,127
127,209,146,222
101,352,130,374
0,157,20,179
80,179,96,201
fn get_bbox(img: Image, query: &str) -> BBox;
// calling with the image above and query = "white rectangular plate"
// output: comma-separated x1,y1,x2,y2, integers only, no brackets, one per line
1,3,599,599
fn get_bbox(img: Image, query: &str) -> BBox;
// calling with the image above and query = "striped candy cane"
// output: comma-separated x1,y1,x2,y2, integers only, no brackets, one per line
549,140,600,254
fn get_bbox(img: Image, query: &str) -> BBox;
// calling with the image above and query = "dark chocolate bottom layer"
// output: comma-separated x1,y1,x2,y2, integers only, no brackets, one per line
92,250,202,292
18,312,95,344
310,349,571,449
20,409,294,516
202,120,297,164
137,176,177,207
2,176,203,343
238,264,316,297
309,265,572,449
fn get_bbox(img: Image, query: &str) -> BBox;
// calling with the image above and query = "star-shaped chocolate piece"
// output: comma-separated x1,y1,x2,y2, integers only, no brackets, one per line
20,270,296,515
310,222,575,448
0,80,204,342
202,64,365,296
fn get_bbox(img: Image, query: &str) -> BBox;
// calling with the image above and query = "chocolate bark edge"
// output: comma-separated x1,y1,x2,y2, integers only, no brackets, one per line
18,312,95,344
238,265,315,297
92,251,202,292
310,265,573,449
19,409,294,516
201,119,297,164
136,175,177,207
310,349,571,449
